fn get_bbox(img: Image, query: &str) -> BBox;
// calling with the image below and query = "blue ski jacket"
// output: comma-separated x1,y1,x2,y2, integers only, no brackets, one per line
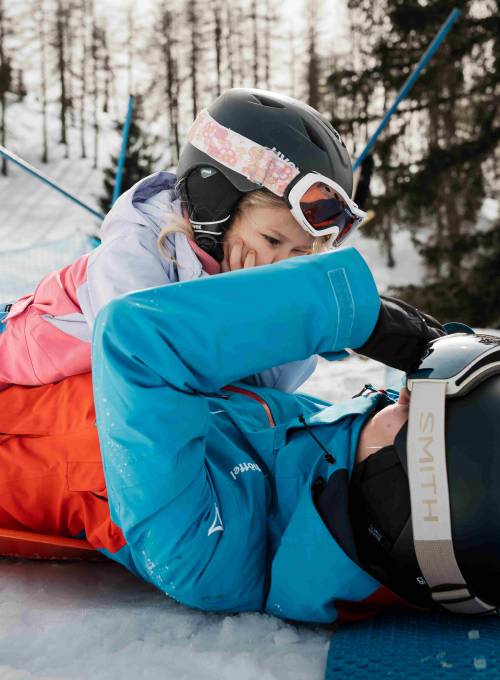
92,248,387,623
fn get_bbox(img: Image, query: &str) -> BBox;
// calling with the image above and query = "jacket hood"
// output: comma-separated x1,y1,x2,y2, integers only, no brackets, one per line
100,171,182,241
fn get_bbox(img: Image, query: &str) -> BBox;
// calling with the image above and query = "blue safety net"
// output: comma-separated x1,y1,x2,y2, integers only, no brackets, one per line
0,232,94,302
325,613,500,679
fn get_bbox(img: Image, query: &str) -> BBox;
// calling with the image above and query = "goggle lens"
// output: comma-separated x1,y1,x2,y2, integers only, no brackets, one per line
299,182,359,242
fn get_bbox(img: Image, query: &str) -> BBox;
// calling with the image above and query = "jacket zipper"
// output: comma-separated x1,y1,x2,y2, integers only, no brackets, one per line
222,385,276,427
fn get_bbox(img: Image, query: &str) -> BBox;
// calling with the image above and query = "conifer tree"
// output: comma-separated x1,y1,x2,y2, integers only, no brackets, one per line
99,97,159,214
386,0,499,324
327,0,499,324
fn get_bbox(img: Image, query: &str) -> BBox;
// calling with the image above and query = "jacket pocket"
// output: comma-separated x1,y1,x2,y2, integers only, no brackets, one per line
67,460,106,494
66,429,106,494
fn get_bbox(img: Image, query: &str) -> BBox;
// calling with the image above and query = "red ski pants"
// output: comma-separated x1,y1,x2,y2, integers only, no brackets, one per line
0,373,125,553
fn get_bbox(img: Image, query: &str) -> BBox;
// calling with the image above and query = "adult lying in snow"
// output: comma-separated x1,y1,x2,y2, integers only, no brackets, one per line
1,249,497,623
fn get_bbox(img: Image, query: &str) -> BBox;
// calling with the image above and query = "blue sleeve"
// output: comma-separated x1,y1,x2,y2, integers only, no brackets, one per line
91,248,380,609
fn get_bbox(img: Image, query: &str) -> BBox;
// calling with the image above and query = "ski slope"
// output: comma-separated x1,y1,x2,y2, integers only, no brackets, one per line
0,99,105,302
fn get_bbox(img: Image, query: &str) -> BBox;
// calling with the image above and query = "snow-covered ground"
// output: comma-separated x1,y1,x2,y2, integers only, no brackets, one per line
0,97,107,302
0,559,330,680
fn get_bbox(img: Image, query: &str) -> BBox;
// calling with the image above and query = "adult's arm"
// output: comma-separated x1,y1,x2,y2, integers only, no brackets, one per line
355,294,445,372
91,248,380,610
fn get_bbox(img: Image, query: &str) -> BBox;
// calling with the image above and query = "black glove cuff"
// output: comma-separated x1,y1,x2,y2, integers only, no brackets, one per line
355,296,446,372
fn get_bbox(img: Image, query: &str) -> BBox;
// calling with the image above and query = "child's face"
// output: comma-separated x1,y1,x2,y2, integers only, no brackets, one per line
356,389,410,464
222,204,315,270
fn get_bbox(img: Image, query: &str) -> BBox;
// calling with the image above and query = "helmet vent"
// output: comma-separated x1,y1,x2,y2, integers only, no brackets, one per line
252,94,286,109
303,121,326,151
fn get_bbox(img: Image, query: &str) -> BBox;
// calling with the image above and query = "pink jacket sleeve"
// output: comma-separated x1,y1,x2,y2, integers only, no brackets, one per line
0,254,92,389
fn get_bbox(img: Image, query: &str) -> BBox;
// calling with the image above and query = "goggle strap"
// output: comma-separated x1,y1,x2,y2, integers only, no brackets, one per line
187,109,300,197
407,380,495,615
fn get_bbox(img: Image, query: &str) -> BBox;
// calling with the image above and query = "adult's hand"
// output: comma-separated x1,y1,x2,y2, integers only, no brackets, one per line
354,295,446,372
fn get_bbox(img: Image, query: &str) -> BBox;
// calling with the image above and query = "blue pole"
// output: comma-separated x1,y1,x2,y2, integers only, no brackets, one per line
353,8,461,171
112,94,135,205
0,144,105,220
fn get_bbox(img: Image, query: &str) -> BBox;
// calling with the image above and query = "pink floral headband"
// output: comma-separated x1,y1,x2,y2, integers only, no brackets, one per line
187,109,301,197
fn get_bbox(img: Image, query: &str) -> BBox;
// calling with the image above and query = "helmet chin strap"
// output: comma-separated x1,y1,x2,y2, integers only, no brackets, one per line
181,166,243,262
190,215,231,232
190,215,231,262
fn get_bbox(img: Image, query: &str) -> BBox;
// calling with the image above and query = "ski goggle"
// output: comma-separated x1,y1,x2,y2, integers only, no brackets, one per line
285,173,366,243
405,332,500,616
187,109,367,246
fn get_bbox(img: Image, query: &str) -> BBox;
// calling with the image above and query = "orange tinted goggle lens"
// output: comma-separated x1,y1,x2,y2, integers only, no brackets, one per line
299,182,355,233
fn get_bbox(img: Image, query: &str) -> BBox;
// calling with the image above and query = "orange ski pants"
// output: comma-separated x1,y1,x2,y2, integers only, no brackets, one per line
0,372,125,553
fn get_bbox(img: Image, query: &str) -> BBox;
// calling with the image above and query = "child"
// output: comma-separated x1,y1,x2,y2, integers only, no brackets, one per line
0,88,366,391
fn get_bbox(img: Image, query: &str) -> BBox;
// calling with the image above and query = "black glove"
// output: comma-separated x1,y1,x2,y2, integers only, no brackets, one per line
354,295,446,372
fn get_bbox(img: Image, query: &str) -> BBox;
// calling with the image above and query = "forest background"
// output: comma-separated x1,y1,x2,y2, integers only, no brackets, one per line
0,0,498,325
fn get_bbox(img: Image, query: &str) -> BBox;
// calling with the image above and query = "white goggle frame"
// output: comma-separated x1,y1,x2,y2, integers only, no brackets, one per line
286,172,367,241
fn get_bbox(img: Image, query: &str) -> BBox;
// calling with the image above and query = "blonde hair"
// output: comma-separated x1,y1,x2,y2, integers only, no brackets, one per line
157,212,194,262
157,188,330,261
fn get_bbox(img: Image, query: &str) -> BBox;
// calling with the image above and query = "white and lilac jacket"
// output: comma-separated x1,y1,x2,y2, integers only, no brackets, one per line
0,171,316,391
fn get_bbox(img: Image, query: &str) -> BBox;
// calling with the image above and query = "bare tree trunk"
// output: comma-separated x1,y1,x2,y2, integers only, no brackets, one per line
162,8,180,163
101,22,110,114
234,5,244,86
224,0,235,89
251,0,258,87
263,0,271,90
428,100,442,277
90,0,99,169
306,0,320,110
0,0,8,176
383,217,395,268
126,6,134,95
37,0,49,163
64,4,75,128
214,0,222,96
440,59,461,279
15,68,26,101
173,63,180,160
288,29,296,98
187,0,198,119
79,0,87,159
55,0,68,155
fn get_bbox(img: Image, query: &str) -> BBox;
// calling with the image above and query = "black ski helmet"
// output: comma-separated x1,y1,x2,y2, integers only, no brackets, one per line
176,88,353,260
350,332,500,615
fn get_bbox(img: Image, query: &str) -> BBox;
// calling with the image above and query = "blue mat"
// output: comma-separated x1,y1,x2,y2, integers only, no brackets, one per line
325,613,500,678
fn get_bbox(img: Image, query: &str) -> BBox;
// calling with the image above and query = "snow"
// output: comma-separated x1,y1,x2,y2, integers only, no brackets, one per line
0,97,109,301
348,227,426,292
0,560,331,680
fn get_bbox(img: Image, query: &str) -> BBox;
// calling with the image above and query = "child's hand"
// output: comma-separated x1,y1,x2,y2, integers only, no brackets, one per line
221,239,257,272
